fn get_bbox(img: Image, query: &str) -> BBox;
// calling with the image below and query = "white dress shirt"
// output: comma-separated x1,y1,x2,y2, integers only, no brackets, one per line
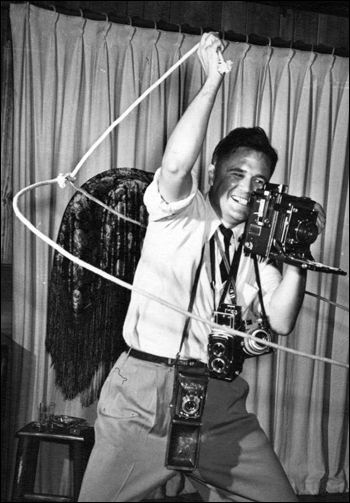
123,168,281,362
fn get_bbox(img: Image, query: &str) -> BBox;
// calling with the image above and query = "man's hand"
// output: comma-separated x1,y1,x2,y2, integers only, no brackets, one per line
268,202,326,334
314,202,326,234
197,33,225,81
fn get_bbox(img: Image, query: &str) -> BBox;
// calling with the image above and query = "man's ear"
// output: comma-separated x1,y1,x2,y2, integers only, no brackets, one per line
208,163,216,186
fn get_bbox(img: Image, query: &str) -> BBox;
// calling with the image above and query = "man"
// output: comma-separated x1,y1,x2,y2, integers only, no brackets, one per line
79,33,325,502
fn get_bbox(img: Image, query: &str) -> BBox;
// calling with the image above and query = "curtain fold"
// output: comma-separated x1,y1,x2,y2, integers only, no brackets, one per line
1,34,14,263
9,3,349,497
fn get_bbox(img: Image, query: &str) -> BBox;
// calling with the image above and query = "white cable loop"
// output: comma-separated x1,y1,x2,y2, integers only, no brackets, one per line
12,42,349,370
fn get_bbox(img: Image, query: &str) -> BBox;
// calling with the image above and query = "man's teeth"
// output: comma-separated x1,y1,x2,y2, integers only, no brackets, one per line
232,196,249,206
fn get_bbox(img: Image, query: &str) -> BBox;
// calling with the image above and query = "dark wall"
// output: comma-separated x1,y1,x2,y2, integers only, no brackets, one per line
2,1,350,49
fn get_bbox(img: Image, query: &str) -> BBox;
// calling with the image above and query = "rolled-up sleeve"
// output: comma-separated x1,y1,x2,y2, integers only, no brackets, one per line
144,168,198,221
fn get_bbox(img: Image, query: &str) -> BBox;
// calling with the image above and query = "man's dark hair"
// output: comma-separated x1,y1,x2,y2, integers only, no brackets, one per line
212,127,278,176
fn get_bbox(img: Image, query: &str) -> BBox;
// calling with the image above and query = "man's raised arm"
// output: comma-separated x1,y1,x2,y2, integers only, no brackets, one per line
159,33,225,203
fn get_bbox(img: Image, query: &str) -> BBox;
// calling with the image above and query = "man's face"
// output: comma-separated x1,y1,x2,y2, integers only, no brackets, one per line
209,147,272,228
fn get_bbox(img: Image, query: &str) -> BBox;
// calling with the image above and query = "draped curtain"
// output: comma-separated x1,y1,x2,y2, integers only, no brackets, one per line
9,2,349,497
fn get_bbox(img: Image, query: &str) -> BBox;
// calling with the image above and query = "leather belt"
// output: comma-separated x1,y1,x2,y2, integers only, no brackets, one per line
128,348,207,368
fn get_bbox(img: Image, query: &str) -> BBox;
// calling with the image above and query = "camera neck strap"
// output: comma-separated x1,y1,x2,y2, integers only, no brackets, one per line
252,254,271,330
219,240,243,306
210,230,270,330
175,245,206,362
210,229,243,307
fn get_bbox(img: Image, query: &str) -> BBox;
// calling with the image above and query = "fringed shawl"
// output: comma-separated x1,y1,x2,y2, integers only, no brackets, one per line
46,168,154,406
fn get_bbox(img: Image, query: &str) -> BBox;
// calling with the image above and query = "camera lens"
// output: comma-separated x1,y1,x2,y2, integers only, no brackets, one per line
212,357,226,373
250,330,266,346
184,400,197,412
295,221,318,244
244,329,270,356
212,342,225,356
182,398,199,415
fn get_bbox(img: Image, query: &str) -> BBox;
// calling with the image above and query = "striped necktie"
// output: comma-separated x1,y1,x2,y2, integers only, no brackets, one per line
219,224,233,283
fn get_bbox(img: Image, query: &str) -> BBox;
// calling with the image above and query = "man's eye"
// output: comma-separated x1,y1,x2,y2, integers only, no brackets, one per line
253,179,265,188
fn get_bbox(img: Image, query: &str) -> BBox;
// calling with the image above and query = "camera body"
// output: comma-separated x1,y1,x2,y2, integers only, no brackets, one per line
208,304,245,380
243,183,319,267
208,304,273,381
166,362,209,471
243,183,346,275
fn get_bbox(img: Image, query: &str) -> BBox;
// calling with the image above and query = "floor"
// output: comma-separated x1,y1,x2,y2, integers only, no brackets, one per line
298,495,349,503
144,492,349,502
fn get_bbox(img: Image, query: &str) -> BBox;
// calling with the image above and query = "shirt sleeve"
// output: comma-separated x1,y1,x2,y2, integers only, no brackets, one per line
144,168,198,221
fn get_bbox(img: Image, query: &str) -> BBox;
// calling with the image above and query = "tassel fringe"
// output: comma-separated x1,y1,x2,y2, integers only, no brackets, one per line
46,168,153,406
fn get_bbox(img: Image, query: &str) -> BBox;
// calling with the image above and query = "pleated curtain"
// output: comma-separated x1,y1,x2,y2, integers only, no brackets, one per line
9,2,349,497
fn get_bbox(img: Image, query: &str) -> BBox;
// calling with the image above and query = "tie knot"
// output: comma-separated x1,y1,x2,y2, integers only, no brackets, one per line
219,224,233,243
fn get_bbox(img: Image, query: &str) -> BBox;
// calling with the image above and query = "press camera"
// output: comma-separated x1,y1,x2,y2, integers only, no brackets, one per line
208,304,272,381
165,362,209,471
243,183,346,275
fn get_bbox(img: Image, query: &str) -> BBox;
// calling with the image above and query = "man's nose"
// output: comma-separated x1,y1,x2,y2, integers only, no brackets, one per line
238,176,253,193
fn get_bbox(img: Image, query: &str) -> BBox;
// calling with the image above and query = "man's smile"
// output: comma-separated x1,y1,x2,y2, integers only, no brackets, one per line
231,194,250,206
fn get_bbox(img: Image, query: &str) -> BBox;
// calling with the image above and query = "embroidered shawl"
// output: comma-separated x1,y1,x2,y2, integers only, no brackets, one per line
46,168,153,405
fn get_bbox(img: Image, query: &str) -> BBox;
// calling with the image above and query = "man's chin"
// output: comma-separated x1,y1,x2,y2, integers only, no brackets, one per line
229,203,250,221
223,213,248,228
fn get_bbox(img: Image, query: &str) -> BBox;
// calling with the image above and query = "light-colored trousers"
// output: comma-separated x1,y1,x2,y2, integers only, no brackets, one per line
78,352,298,502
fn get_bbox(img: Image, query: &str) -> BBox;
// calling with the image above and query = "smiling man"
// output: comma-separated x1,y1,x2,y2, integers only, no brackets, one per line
209,143,272,225
79,33,325,503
